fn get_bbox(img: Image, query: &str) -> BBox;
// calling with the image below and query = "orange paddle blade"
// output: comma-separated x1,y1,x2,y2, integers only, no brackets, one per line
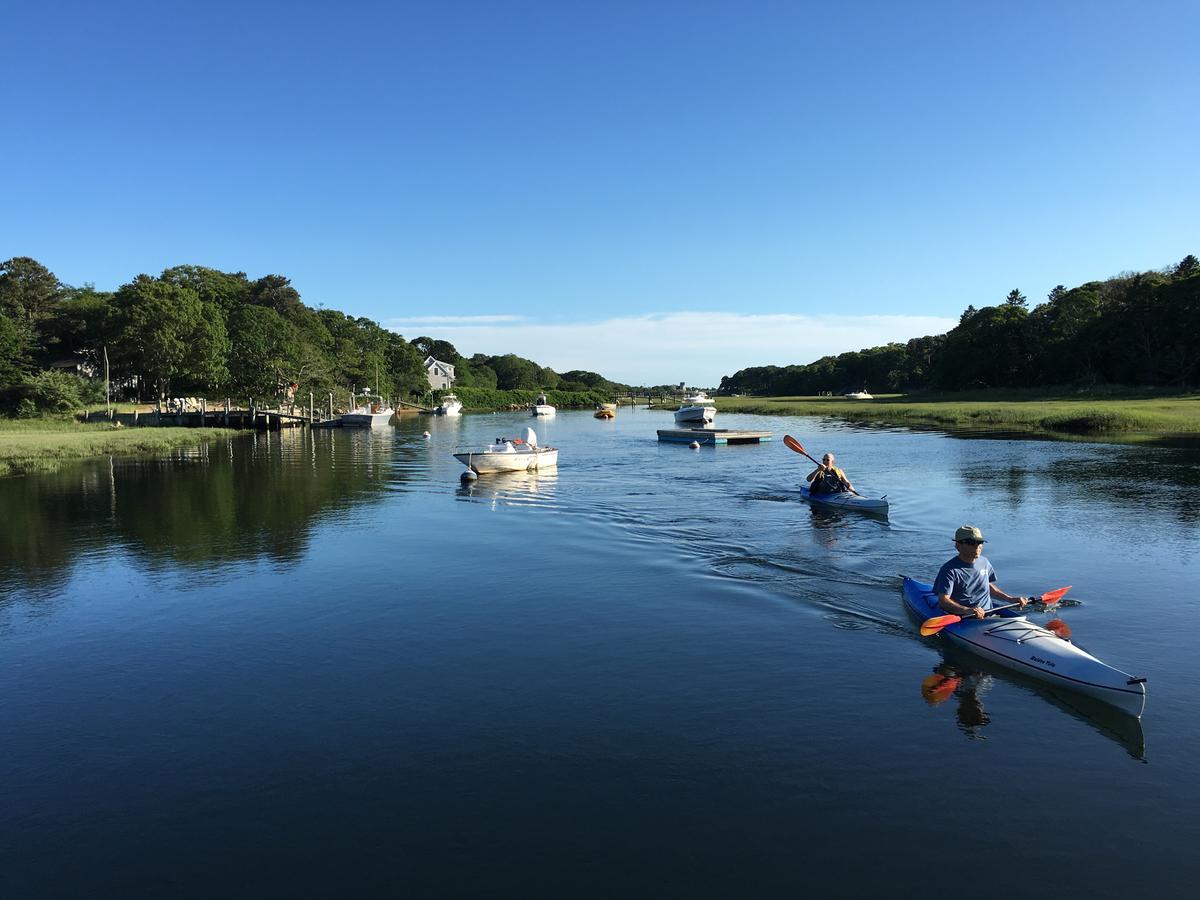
921,674,960,705
783,434,809,456
1045,619,1073,640
920,614,961,636
1039,586,1072,606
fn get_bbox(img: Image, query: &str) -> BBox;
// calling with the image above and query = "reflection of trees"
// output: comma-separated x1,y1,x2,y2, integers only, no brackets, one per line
0,430,395,588
957,441,1200,524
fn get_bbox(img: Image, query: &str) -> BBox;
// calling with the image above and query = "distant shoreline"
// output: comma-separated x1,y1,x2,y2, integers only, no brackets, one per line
715,390,1200,441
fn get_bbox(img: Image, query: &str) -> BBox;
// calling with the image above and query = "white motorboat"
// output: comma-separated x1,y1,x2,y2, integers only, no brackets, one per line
453,427,559,474
674,390,716,425
844,390,873,400
341,389,394,426
435,393,463,416
530,393,556,417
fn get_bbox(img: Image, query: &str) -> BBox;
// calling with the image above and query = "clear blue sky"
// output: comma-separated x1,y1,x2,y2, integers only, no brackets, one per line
4,1,1197,383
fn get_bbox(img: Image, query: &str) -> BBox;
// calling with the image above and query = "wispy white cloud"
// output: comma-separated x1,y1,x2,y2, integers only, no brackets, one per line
386,314,525,328
387,311,957,386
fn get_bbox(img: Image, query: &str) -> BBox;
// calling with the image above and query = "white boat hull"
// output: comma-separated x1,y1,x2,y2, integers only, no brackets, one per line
454,448,559,474
674,405,716,424
341,409,395,427
436,403,462,416
531,405,556,417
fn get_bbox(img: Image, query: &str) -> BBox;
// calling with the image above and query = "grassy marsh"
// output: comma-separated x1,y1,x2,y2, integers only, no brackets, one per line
716,389,1200,437
0,419,241,477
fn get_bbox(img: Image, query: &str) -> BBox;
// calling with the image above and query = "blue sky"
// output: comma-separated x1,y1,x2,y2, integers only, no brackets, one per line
4,1,1197,384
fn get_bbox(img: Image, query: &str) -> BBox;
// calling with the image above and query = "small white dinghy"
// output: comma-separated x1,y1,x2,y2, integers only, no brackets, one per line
453,427,559,475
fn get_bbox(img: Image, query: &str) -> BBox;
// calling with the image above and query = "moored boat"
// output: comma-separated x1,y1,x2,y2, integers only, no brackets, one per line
453,427,559,474
800,485,888,512
530,393,556,417
674,390,716,425
341,390,395,426
844,390,873,400
902,577,1146,718
435,393,463,416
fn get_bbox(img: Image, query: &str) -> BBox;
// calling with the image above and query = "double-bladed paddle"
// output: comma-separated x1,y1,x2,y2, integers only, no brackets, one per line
919,586,1072,636
783,434,863,496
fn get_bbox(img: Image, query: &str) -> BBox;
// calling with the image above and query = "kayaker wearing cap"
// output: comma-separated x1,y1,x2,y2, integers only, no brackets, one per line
806,452,855,495
934,525,1031,620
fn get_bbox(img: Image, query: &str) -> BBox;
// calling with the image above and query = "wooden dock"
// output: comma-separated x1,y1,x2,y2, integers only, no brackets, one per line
657,428,773,445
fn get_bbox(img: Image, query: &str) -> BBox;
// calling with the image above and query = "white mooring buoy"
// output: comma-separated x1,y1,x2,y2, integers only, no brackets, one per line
423,431,431,438
690,440,701,449
461,469,478,482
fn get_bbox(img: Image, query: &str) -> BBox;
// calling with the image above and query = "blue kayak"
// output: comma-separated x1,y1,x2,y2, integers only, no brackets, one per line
800,485,888,513
902,577,1146,718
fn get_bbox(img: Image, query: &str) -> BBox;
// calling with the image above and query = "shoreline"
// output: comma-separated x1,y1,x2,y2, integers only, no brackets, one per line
714,391,1200,441
0,421,243,477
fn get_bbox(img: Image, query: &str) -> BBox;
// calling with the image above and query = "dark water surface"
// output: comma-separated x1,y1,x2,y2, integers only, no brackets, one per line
2,409,1198,896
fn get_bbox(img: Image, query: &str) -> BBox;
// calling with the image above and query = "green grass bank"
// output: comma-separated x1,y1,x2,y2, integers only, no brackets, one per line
0,419,241,477
716,388,1200,438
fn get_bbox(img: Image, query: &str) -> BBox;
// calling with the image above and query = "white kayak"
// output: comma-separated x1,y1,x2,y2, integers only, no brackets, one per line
903,577,1146,718
800,485,889,513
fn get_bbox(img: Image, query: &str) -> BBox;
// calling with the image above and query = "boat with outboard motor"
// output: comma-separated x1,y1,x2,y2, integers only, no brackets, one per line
674,391,716,425
902,576,1146,717
453,427,559,474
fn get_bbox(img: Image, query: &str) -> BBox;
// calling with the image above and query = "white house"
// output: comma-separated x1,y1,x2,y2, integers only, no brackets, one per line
425,356,456,390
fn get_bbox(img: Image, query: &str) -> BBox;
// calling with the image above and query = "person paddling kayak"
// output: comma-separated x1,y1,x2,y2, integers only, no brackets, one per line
806,452,855,495
935,525,1031,620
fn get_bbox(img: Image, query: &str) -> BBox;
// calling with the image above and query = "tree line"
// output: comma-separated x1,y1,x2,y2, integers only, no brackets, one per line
0,258,629,415
719,256,1200,396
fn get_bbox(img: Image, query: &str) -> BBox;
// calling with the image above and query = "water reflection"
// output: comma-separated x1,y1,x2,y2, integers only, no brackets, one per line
0,429,397,591
455,470,560,510
920,648,1146,761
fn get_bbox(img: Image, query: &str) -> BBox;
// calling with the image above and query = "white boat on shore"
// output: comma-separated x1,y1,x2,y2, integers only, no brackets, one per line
435,393,463,416
454,427,558,474
530,393,556,417
844,390,873,400
674,391,716,425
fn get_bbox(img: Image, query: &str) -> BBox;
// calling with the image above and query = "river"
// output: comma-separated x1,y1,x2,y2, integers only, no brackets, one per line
2,408,1198,896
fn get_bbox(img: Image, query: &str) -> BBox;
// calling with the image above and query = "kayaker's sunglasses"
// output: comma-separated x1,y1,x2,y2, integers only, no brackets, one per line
956,539,984,546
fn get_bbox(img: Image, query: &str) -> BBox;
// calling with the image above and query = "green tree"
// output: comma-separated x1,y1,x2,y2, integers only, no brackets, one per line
161,265,252,312
0,257,63,330
1004,289,1028,308
227,304,295,396
0,312,31,386
1173,254,1198,280
112,276,223,399
250,274,303,314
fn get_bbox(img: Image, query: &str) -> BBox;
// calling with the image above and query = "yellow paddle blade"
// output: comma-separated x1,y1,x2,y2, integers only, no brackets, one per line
1040,586,1072,605
920,614,961,636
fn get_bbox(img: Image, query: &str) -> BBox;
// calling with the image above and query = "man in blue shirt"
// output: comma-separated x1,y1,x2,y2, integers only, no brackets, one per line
934,525,1031,619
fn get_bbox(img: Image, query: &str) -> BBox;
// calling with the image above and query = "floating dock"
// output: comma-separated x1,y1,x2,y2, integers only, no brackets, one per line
657,428,773,445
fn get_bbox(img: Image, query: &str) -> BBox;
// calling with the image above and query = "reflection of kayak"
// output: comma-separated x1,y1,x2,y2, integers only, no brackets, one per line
800,485,888,512
902,577,1146,718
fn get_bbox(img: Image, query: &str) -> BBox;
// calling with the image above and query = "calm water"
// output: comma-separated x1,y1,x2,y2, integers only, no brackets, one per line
2,409,1199,896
